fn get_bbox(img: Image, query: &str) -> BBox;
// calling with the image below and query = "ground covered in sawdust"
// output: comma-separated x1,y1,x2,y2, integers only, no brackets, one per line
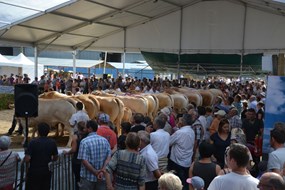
0,109,68,149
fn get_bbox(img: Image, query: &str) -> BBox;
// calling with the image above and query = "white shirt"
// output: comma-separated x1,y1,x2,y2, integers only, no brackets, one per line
208,172,259,190
140,144,159,182
150,129,170,158
267,147,285,172
69,110,90,132
170,126,195,167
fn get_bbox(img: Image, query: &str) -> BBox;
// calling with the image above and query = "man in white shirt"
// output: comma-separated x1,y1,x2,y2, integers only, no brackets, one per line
169,113,195,190
150,116,170,173
138,130,161,190
267,123,285,174
208,143,259,190
69,102,90,133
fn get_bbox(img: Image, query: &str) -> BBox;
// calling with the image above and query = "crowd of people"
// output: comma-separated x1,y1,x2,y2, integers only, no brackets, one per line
1,72,285,190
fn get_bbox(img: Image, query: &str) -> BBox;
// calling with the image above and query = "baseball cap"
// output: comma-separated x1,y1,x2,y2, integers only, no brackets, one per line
214,110,226,116
186,176,204,190
98,113,110,123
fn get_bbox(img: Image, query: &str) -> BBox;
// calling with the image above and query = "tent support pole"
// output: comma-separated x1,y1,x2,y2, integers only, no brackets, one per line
240,4,247,76
177,7,183,79
72,50,77,78
123,28,126,78
34,46,38,79
103,51,107,74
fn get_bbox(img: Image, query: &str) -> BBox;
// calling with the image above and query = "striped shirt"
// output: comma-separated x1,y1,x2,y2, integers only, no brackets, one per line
78,132,111,182
107,150,146,190
0,150,19,188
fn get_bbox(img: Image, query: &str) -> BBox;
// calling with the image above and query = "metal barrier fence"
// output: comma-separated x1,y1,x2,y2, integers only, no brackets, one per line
14,154,74,190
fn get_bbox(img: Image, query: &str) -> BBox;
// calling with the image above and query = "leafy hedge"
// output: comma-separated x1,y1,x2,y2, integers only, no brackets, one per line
0,94,14,110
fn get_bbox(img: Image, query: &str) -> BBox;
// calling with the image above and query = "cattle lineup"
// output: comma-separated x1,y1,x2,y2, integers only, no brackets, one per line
3,73,285,190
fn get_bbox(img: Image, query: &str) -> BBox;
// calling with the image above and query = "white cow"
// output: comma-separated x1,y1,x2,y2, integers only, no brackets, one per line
19,98,76,147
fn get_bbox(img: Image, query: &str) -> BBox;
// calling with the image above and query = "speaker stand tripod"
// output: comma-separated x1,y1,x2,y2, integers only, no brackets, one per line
23,116,29,149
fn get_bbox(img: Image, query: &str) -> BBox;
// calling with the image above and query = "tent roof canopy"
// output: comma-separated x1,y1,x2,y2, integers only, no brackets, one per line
1,0,285,54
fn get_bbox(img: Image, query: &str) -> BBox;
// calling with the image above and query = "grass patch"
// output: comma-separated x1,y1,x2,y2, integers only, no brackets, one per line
0,94,14,110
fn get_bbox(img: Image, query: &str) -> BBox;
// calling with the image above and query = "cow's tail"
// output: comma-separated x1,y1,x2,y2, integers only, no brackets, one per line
114,98,124,135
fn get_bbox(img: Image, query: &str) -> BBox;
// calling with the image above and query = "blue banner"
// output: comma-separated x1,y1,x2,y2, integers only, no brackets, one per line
0,85,14,94
263,76,285,153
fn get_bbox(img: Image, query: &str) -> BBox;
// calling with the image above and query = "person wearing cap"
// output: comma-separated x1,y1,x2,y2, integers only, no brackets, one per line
209,110,226,135
158,172,183,190
187,176,204,190
227,107,242,130
260,91,266,102
248,95,258,112
0,136,20,190
208,143,259,190
97,113,117,154
69,102,90,134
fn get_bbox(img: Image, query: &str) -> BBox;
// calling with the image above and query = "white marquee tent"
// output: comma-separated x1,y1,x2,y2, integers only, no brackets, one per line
1,0,285,75
0,53,44,81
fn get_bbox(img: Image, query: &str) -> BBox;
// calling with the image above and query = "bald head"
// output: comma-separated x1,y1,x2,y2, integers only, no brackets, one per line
258,172,285,190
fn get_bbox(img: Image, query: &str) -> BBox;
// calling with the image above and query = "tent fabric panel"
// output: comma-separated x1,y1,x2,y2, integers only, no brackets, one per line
50,34,94,46
244,7,285,50
54,1,114,20
2,26,55,42
128,0,177,17
93,0,142,10
1,0,285,54
71,24,118,37
21,13,84,32
89,31,124,50
100,12,145,27
0,3,39,25
181,1,244,51
126,11,180,52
